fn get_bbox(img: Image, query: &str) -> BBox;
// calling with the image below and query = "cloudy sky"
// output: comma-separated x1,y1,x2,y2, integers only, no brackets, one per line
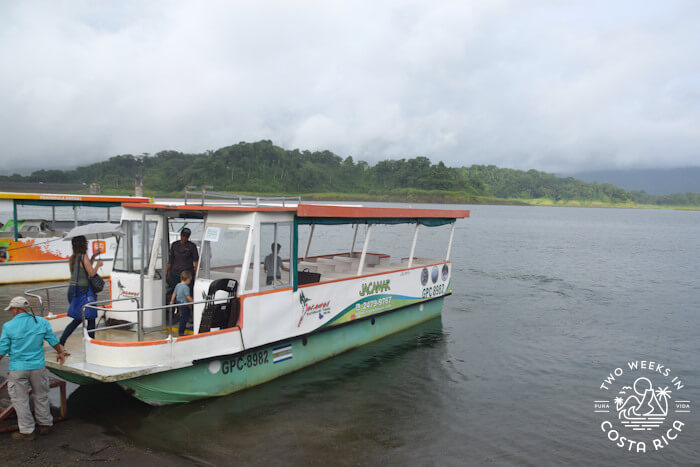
1,0,699,173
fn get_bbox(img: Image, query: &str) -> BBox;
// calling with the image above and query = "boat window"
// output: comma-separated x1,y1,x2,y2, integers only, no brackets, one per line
198,224,249,281
113,220,157,273
113,231,128,272
260,222,292,289
412,223,453,261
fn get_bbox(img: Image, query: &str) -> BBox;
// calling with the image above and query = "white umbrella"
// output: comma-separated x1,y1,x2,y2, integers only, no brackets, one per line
63,223,122,240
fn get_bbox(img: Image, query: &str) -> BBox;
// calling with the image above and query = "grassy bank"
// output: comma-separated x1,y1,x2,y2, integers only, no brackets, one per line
301,191,529,205
9,187,700,210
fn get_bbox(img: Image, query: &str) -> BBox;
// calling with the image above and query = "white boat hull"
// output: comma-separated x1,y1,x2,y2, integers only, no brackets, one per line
0,236,116,284
0,259,114,284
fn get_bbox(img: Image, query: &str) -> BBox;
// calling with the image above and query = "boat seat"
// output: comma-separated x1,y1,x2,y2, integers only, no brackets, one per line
333,262,353,273
333,256,357,263
199,278,238,333
319,272,347,281
315,263,336,273
366,265,394,273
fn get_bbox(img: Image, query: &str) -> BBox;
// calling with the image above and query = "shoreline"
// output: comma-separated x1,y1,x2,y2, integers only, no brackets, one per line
300,192,700,210
3,187,698,211
0,409,189,466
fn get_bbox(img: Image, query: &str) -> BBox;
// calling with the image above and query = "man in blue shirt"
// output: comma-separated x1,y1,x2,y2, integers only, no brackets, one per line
0,296,67,440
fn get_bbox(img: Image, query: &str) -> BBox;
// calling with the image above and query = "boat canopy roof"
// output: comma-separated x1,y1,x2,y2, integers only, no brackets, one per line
122,202,469,224
0,192,152,207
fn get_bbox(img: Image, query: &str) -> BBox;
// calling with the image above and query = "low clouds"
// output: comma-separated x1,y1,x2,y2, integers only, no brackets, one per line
0,0,698,173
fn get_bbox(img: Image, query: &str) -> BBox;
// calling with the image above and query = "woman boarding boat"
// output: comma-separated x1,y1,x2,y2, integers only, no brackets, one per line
32,194,469,405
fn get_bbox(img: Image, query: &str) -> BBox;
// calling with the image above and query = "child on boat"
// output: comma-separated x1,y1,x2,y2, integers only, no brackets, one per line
170,270,194,336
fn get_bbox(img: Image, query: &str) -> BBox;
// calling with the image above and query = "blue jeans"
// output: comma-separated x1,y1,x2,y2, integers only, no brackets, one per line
178,305,192,336
60,318,95,345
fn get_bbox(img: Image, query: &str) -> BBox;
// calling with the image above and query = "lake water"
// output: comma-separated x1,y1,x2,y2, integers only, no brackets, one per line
1,204,699,465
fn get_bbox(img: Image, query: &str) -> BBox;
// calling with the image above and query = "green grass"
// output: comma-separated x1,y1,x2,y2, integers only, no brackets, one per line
28,187,700,210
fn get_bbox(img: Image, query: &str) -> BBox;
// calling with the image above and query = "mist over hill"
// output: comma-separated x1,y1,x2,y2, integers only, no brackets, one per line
568,168,700,195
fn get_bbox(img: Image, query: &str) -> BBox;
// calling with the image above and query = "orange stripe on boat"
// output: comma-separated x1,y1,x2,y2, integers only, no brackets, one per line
296,204,470,219
240,287,292,299
0,192,151,203
123,203,296,212
121,202,469,219
90,327,241,346
90,338,168,347
176,326,240,342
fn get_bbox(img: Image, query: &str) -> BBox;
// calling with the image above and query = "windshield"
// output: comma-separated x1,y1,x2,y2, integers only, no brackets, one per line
113,220,157,273
198,224,250,281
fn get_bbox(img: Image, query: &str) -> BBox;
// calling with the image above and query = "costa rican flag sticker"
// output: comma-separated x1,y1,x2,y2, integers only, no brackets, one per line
273,344,293,363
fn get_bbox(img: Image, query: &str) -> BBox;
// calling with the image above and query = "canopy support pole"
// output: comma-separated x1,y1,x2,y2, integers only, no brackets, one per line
272,223,278,289
408,224,420,268
12,201,18,241
357,225,373,276
252,215,260,292
52,207,56,229
139,212,146,342
73,206,78,228
349,224,358,257
161,212,169,336
304,224,315,260
445,222,456,261
292,219,299,291
239,222,254,294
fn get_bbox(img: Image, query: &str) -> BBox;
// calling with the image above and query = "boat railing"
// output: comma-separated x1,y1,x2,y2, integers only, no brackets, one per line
184,185,301,207
25,280,113,317
82,296,231,343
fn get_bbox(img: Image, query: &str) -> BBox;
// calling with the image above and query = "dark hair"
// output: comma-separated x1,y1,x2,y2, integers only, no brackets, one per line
181,228,191,238
69,235,88,272
271,242,281,251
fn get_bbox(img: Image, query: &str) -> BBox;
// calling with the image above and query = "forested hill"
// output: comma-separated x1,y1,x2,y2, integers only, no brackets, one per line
1,140,698,206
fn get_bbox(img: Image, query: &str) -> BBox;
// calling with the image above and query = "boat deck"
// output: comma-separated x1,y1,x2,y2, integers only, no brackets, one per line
44,328,172,382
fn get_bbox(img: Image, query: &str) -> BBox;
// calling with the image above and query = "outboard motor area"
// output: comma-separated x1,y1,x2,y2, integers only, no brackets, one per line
198,278,238,333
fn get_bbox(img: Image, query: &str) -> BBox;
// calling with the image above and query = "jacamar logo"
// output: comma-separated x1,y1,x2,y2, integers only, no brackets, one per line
116,280,139,297
299,291,311,307
359,279,391,296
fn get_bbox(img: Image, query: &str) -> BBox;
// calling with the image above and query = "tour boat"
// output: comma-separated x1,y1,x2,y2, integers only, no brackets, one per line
0,192,151,284
31,194,469,405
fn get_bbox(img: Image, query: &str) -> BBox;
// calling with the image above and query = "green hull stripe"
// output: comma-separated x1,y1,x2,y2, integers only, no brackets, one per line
320,293,422,329
117,298,444,405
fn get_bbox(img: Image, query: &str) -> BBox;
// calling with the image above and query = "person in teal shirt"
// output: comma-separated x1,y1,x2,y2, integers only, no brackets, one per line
0,296,67,440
